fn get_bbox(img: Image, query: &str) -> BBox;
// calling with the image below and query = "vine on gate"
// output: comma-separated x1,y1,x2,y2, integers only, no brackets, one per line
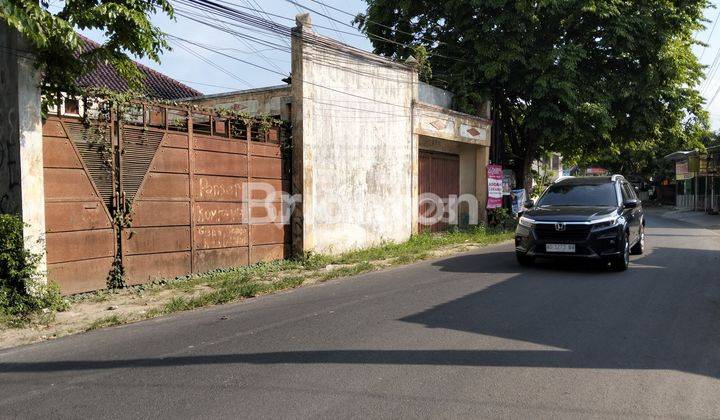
67,88,286,290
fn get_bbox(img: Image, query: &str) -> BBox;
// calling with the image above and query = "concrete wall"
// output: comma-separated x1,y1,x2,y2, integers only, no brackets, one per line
190,85,292,121
418,82,453,109
292,15,417,254
0,23,47,278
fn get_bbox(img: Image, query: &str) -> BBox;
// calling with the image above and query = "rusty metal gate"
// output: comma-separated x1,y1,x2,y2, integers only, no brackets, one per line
43,102,290,294
418,150,459,233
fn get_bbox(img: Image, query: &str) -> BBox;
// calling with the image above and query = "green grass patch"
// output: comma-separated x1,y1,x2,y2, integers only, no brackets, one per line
334,227,512,265
86,314,123,331
320,261,376,282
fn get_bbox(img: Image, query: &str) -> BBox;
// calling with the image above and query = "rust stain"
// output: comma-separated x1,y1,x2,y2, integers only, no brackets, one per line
466,127,481,137
430,119,448,131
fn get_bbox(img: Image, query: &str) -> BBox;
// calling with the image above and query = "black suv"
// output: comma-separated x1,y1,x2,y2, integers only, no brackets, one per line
515,175,645,271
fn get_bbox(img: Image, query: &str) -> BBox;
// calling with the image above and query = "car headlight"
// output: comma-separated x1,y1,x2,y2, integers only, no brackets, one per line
592,216,622,229
518,216,535,228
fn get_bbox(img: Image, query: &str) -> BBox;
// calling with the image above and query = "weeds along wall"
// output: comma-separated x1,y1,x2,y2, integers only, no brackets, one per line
42,101,290,294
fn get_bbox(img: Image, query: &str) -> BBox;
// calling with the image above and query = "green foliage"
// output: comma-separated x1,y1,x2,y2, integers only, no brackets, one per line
0,214,67,325
0,0,174,101
0,214,39,292
357,0,711,185
487,208,516,231
575,123,711,179
106,255,126,290
411,45,432,82
86,314,123,331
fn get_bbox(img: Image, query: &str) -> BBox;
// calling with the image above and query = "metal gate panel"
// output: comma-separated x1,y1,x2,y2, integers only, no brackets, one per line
121,127,165,203
190,126,248,273
64,121,115,210
43,104,290,293
131,201,190,228
150,147,189,174
123,127,192,283
194,247,249,273
418,150,460,233
42,117,115,294
124,252,192,286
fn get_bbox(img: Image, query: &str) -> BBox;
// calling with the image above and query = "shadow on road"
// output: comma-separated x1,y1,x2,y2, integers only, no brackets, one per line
2,219,720,380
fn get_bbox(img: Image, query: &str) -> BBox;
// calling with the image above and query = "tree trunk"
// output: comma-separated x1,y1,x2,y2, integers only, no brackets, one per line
502,112,537,197
522,151,534,196
512,135,536,198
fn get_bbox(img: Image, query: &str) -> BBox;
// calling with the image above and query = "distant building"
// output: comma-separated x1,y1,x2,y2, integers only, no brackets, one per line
665,147,720,212
531,152,564,186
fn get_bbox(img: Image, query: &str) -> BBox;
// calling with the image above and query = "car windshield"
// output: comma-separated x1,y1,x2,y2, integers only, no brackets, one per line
537,183,618,207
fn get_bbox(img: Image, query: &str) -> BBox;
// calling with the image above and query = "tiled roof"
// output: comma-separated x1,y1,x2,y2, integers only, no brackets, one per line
75,34,202,100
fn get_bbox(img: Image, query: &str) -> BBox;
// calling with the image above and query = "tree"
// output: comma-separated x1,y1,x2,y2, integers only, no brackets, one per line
578,123,709,179
356,0,710,191
1,0,173,100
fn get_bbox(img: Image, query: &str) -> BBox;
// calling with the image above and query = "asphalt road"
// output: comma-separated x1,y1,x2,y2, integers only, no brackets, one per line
2,211,720,419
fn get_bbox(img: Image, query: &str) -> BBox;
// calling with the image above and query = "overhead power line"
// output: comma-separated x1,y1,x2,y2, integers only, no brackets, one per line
172,40,254,88
165,0,450,111
176,78,248,90
305,0,447,46
173,9,290,50
206,0,383,41
204,5,286,75
170,33,411,109
175,0,468,65
281,0,468,62
700,9,720,61
169,35,289,76
316,0,346,43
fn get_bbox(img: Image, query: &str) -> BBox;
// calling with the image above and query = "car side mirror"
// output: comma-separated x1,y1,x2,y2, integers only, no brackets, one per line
623,199,639,209
524,200,534,209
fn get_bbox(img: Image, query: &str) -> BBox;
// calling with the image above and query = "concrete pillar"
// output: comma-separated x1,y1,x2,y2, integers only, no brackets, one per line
0,23,46,280
458,143,478,226
290,14,311,254
410,132,419,234
476,146,490,224
409,68,420,235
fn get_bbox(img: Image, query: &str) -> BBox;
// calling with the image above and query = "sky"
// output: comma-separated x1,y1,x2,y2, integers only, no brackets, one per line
63,0,371,94
65,1,720,128
694,4,720,129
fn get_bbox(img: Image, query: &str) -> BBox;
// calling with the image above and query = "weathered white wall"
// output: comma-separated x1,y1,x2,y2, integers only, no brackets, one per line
190,85,292,121
293,15,416,254
0,23,47,279
418,82,453,109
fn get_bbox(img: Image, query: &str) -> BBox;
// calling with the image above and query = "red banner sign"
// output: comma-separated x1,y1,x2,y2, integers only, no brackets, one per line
487,164,503,209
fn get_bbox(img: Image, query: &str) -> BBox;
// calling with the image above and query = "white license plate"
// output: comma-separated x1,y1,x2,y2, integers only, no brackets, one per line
546,244,576,253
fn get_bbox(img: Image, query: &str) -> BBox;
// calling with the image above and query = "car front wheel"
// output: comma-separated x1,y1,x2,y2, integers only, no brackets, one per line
630,224,645,255
611,234,630,271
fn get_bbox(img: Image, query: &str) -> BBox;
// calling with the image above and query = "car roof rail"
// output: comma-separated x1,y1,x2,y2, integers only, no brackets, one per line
611,174,626,182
